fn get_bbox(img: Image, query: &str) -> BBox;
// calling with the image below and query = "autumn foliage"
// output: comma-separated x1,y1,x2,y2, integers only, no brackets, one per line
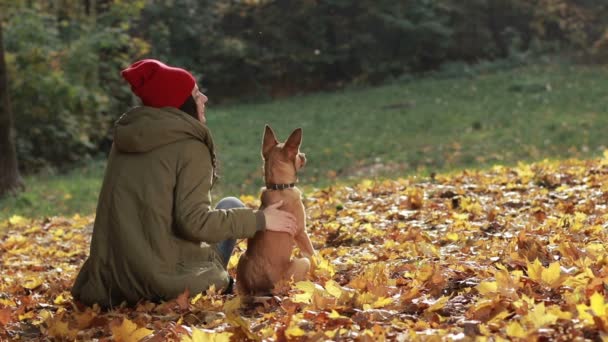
2,156,608,340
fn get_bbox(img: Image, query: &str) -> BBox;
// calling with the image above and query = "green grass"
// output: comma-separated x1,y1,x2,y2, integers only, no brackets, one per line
0,161,105,221
2,62,608,221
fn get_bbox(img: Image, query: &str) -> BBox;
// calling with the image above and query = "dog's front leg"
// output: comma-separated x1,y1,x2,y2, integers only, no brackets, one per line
295,229,315,259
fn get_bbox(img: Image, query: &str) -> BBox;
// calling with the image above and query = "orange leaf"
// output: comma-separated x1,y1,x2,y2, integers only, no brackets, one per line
0,308,12,326
47,318,78,340
176,288,190,310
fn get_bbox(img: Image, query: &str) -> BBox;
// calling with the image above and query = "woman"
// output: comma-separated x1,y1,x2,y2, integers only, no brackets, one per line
71,59,297,308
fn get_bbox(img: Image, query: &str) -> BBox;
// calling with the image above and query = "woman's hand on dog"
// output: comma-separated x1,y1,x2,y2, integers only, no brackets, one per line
263,201,297,236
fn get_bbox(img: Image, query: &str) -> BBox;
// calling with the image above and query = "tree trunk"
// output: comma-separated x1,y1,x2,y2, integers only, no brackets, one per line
0,21,23,197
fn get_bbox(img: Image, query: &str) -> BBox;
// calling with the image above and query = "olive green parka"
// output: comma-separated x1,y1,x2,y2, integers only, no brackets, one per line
71,106,264,307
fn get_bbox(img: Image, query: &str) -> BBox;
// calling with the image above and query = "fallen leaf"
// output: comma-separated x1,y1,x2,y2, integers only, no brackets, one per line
541,262,562,288
0,308,11,325
505,321,527,338
176,288,190,310
22,276,43,290
590,292,607,317
47,318,78,340
111,318,153,342
181,328,232,342
477,281,498,296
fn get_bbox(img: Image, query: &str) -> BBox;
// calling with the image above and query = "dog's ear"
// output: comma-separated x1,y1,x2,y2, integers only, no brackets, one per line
284,128,302,158
262,125,279,158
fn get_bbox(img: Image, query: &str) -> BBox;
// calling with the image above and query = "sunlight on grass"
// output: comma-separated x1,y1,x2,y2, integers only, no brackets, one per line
2,63,608,221
0,161,104,221
210,63,608,196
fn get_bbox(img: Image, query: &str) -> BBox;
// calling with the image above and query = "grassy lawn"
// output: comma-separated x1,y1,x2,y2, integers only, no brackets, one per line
0,161,105,221
2,62,608,221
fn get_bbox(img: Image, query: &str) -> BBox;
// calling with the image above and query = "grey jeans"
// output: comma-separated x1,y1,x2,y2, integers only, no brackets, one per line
214,197,244,268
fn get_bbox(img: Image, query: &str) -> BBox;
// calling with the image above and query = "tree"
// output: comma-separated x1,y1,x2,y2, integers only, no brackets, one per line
0,20,22,197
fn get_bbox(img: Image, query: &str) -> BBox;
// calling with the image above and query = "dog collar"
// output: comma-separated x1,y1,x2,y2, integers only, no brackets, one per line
266,183,296,190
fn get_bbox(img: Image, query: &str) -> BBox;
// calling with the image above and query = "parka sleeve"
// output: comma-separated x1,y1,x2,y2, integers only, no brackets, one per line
174,140,265,243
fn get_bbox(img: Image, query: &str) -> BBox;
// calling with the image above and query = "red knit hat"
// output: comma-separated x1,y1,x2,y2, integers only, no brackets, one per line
121,59,196,108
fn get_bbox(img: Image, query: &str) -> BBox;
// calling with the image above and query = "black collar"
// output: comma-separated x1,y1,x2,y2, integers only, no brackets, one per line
266,183,296,190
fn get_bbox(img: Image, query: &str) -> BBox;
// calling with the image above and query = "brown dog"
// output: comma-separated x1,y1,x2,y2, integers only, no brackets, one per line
236,125,315,295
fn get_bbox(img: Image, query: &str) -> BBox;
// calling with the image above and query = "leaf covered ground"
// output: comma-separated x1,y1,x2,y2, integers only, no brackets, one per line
2,157,608,341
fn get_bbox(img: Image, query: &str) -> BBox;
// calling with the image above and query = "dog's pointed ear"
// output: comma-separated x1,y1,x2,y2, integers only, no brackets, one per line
284,128,302,158
262,124,279,158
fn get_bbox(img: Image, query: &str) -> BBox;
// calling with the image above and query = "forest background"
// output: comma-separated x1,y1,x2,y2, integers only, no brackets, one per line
1,0,608,217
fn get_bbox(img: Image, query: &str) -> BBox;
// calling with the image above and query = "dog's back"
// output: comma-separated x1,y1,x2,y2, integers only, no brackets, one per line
237,189,303,295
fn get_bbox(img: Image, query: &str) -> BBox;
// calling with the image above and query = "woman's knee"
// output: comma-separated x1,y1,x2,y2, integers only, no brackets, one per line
215,196,245,210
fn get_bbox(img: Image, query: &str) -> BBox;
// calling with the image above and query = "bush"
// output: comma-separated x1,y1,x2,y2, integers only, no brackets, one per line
5,7,145,172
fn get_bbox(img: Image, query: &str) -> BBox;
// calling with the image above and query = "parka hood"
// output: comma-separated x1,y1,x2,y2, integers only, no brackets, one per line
113,106,213,153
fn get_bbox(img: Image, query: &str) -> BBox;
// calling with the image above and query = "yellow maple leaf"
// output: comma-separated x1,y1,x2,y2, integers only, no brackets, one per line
8,215,26,226
222,296,241,314
53,293,70,305
223,297,256,341
571,212,587,232
541,262,562,288
477,281,498,296
111,318,153,342
505,321,527,338
324,328,338,338
516,162,534,181
446,232,459,241
357,292,376,309
3,235,26,250
285,314,307,338
526,259,543,282
324,280,343,298
32,309,52,326
586,243,606,258
190,292,203,305
546,306,572,320
22,276,43,290
285,325,307,338
526,260,563,288
372,296,394,309
564,268,593,288
258,325,275,339
313,255,336,277
577,304,595,324
293,281,316,304
513,294,531,310
0,298,16,306
590,292,607,317
527,302,558,329
460,197,482,215
18,311,35,321
329,310,348,319
181,328,232,342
